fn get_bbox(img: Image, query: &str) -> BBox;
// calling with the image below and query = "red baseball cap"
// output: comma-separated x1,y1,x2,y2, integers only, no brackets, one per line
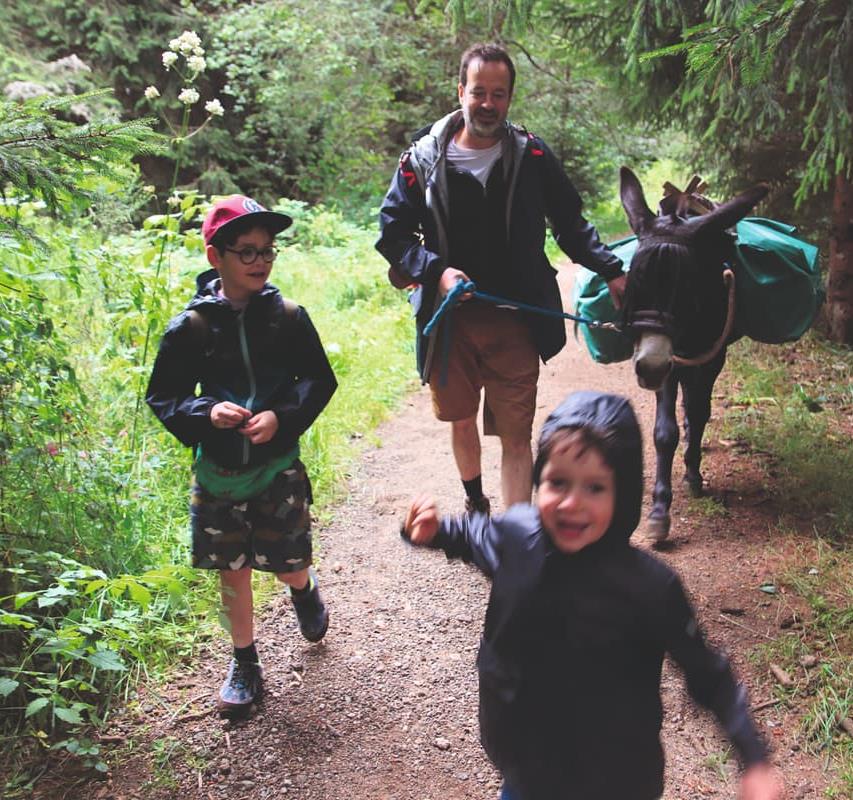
202,195,293,245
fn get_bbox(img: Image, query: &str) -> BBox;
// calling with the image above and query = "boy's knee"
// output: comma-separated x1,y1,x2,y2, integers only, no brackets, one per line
220,567,252,587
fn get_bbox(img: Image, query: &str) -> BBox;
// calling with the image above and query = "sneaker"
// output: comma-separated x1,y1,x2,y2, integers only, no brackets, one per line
218,658,263,718
291,569,329,643
465,495,491,515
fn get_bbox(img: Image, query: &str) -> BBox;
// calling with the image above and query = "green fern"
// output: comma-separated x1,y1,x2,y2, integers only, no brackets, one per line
0,91,163,240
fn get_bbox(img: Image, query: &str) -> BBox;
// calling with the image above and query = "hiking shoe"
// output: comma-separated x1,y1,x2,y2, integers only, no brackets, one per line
465,495,491,515
218,658,262,718
291,569,329,643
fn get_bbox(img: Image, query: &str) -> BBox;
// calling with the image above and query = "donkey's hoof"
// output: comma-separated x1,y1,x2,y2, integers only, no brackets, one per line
646,515,671,542
684,476,704,498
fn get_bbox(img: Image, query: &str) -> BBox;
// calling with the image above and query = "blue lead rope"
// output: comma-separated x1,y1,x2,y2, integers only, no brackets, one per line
423,279,622,386
423,280,621,337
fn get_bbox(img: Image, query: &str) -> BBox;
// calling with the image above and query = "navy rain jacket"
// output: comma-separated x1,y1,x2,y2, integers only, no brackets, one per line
417,392,767,799
376,111,623,381
146,271,337,470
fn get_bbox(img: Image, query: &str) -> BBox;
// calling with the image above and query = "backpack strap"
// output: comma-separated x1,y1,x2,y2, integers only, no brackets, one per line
185,309,209,351
280,297,300,321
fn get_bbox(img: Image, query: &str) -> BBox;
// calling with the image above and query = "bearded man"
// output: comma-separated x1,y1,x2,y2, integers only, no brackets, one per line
377,43,625,513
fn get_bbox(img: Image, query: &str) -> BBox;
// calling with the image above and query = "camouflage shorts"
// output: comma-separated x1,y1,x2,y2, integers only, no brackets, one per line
190,459,313,573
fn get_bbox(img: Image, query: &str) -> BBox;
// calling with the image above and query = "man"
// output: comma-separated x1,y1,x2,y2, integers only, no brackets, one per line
376,43,626,513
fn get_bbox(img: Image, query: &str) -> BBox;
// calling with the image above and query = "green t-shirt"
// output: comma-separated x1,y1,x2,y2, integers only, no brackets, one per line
194,445,299,502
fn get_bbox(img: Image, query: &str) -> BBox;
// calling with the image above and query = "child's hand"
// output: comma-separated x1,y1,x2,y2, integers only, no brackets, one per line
739,762,782,800
239,410,279,445
211,401,252,429
404,495,439,545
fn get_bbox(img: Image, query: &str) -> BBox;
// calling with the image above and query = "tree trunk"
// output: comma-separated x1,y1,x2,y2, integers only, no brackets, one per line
826,173,853,344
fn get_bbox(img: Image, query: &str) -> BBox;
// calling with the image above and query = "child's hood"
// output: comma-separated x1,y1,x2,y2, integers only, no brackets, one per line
536,391,643,547
186,269,280,311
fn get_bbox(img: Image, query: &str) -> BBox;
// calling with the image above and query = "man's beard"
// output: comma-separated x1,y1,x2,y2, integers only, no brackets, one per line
462,106,505,139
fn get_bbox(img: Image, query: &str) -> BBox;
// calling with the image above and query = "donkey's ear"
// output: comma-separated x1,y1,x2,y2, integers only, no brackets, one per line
620,167,656,236
686,184,769,237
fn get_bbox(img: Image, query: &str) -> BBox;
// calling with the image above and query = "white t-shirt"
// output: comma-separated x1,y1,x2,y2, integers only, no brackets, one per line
446,138,502,188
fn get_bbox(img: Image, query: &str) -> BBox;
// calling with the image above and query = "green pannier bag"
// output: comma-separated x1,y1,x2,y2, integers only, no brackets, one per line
730,217,823,343
573,218,823,363
572,236,635,364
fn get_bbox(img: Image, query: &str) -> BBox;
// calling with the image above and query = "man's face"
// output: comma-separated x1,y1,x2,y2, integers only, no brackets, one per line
458,58,512,141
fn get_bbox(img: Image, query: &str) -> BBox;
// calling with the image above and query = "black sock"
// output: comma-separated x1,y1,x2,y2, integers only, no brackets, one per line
234,642,259,664
462,475,484,500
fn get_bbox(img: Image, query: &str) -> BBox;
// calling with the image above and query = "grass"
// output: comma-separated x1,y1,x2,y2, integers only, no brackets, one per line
719,332,853,796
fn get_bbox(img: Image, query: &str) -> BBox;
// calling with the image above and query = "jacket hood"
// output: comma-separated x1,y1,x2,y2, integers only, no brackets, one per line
535,391,643,547
187,269,280,311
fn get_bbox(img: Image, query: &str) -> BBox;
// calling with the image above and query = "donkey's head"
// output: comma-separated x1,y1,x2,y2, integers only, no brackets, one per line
619,167,767,390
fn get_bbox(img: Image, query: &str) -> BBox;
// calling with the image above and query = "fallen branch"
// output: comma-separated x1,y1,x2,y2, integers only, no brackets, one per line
769,663,794,687
717,614,774,640
174,707,216,724
751,698,783,712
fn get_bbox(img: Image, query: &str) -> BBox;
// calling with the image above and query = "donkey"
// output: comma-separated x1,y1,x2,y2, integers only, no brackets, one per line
618,167,768,541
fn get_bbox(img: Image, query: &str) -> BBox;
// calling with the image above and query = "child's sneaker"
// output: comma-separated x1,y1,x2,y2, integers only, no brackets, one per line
218,658,263,718
465,495,491,515
291,569,329,642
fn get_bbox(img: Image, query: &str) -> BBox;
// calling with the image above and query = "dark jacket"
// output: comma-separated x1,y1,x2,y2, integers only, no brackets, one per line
422,392,767,800
146,271,337,470
376,111,623,380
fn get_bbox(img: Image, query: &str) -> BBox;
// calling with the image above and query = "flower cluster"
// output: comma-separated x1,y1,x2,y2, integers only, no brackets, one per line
144,30,225,127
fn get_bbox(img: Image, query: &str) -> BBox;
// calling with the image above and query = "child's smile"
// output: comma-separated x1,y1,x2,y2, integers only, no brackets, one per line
536,437,615,554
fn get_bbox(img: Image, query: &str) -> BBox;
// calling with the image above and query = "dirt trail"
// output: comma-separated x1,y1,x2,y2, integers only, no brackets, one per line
93,266,831,799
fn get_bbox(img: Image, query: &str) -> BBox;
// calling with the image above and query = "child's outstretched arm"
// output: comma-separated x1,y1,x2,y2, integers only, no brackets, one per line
401,497,503,578
662,576,782,799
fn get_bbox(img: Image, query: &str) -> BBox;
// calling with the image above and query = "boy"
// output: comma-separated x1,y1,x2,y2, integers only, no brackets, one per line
403,391,781,800
147,195,337,718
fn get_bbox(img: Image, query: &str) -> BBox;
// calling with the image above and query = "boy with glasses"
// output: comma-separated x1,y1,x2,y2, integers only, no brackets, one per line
147,195,338,718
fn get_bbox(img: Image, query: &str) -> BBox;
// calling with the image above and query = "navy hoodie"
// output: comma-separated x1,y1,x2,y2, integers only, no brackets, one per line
146,271,337,469
420,392,767,799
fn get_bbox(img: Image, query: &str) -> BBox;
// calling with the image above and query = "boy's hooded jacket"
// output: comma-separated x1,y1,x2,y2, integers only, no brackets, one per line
375,111,622,381
421,392,766,800
146,271,337,469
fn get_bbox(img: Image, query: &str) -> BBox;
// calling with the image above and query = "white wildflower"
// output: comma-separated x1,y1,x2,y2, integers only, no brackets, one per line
187,55,206,74
193,46,204,56
204,98,224,117
162,51,178,69
144,85,160,100
167,194,181,207
171,30,202,56
178,87,200,106
143,185,156,194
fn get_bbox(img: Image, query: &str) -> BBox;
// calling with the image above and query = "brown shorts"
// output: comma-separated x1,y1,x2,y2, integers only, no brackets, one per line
428,302,539,438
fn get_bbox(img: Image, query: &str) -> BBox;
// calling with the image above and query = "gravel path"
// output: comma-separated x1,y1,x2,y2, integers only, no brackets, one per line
89,267,831,800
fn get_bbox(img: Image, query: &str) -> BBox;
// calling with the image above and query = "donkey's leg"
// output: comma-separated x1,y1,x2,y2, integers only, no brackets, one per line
680,353,726,497
649,374,679,540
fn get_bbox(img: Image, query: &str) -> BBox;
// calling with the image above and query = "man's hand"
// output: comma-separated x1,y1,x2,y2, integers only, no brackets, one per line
606,273,628,310
439,267,472,299
239,410,279,445
404,495,440,545
739,763,782,800
210,401,252,429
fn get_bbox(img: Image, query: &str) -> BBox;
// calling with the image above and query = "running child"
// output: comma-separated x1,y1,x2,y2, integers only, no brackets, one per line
402,390,781,799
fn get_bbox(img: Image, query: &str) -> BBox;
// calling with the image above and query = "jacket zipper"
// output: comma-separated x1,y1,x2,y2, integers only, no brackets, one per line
237,310,257,465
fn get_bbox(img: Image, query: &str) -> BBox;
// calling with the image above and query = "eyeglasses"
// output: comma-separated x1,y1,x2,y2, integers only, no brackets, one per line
224,246,278,264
